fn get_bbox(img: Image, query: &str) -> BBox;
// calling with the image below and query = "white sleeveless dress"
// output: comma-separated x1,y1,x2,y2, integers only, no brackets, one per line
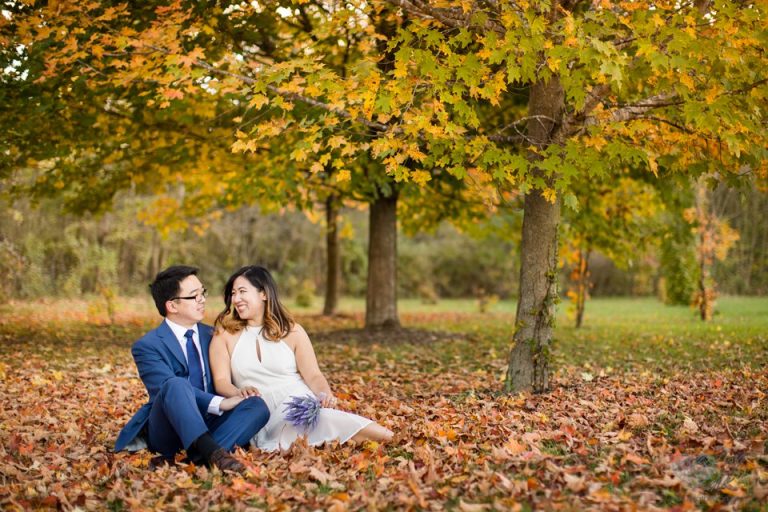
230,326,372,451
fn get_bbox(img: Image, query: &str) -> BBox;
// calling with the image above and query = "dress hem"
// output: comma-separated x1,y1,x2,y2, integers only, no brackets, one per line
250,418,373,452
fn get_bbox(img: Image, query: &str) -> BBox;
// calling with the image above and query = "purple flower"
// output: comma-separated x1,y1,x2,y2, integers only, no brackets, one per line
283,393,325,432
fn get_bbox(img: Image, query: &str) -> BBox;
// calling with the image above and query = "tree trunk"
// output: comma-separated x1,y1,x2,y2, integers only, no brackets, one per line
365,190,400,330
322,195,341,316
575,248,590,328
506,191,561,393
694,178,715,321
505,77,564,394
147,231,164,280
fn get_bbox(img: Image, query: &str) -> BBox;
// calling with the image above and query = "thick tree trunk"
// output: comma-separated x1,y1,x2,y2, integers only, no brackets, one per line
365,190,400,330
506,191,561,393
505,77,564,393
322,196,341,316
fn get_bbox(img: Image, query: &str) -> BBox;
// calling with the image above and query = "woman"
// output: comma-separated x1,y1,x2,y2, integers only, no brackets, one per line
210,265,393,451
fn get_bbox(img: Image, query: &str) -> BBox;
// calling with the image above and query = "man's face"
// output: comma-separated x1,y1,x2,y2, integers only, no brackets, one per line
165,275,206,327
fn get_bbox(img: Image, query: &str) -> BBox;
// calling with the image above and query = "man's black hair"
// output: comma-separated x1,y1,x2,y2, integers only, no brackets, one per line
149,265,199,316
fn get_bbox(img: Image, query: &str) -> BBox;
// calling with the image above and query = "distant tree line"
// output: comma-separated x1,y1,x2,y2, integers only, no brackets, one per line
1,184,766,305
0,193,521,303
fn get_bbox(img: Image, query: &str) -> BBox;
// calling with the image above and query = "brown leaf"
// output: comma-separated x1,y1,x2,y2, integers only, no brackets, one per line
459,500,488,511
628,413,650,428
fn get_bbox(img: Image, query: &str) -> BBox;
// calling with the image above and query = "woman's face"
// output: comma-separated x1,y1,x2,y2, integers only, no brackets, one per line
231,275,267,323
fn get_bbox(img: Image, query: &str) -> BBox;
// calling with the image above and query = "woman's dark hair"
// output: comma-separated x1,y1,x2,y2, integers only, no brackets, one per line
215,265,294,341
149,265,199,317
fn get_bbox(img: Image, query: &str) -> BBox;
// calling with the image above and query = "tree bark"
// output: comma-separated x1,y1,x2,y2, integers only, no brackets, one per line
322,195,341,316
147,231,164,280
574,248,590,329
694,178,715,321
505,77,564,393
365,190,400,330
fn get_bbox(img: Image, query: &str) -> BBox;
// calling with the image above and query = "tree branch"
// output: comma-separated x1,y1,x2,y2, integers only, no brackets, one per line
383,0,506,35
138,42,392,133
602,92,682,124
630,115,694,134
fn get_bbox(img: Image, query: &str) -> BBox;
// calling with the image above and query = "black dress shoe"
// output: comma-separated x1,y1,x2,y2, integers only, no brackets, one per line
208,448,246,474
148,455,175,470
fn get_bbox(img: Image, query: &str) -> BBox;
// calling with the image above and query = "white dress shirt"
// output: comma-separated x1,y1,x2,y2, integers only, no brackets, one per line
165,319,224,415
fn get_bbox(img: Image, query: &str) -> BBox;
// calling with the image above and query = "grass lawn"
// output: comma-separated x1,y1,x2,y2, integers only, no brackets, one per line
0,295,766,510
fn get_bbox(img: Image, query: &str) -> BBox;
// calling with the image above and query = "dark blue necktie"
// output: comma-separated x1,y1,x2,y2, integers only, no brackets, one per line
185,329,204,391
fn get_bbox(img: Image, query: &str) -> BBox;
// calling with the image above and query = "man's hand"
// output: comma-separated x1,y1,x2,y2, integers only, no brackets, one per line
219,396,245,412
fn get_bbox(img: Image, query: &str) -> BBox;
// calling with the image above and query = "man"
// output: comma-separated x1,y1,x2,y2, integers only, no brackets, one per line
115,265,269,473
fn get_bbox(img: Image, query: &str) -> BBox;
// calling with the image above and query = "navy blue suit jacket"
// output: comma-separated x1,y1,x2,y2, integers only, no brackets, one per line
115,320,216,451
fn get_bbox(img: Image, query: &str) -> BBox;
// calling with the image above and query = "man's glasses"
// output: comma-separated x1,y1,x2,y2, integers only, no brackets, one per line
171,289,208,303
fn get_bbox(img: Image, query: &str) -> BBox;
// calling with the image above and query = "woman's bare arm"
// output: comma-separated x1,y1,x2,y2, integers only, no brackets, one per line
291,324,336,407
209,331,242,398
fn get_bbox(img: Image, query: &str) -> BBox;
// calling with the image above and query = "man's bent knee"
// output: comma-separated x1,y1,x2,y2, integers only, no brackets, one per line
240,396,268,409
240,396,270,424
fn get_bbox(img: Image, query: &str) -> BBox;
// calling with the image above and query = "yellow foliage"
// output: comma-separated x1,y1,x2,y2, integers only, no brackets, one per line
336,169,351,182
304,83,322,97
679,74,695,91
290,147,308,162
406,146,427,162
412,170,432,185
248,94,269,110
546,57,560,72
704,85,721,104
714,220,740,261
328,136,345,149
647,155,658,177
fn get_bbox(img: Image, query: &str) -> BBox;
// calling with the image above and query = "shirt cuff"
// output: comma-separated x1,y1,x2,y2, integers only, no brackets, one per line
208,395,224,416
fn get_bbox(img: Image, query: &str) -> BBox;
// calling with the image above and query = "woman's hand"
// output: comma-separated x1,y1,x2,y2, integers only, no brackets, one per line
237,386,261,398
320,393,338,408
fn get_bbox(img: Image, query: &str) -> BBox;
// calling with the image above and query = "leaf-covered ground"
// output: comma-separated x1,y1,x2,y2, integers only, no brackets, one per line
1,298,766,511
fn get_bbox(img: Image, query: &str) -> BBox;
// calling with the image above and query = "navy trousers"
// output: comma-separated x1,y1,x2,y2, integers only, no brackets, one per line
146,377,269,459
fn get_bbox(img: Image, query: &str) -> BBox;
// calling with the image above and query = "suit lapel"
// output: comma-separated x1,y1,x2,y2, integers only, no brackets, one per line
157,320,187,369
198,323,213,389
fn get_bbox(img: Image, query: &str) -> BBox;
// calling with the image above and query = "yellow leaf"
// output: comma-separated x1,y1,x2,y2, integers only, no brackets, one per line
648,155,658,177
679,74,694,90
336,169,351,182
412,170,432,185
406,146,427,162
304,83,321,97
249,94,268,109
704,86,721,104
394,61,408,79
328,136,345,149
290,147,308,162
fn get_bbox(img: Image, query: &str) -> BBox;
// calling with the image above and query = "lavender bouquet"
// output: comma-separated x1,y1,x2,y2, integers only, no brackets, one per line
283,393,325,432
